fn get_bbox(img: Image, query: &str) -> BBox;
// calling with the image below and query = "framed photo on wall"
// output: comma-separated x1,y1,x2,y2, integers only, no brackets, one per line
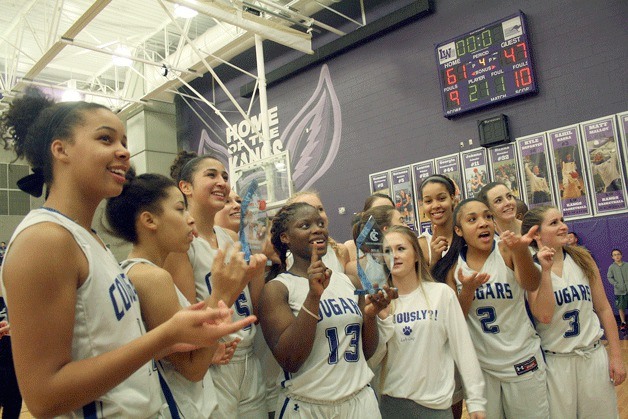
546,125,593,220
369,170,392,197
411,160,435,234
434,153,464,201
617,111,628,181
390,165,417,231
460,148,489,199
516,133,556,208
580,115,628,215
487,143,522,198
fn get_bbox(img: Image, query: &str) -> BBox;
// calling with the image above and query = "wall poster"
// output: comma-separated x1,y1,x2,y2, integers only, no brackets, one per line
411,160,436,234
580,115,628,215
369,171,392,197
516,133,556,208
460,148,489,199
487,143,522,198
616,111,628,181
390,165,417,231
546,125,593,220
434,153,464,201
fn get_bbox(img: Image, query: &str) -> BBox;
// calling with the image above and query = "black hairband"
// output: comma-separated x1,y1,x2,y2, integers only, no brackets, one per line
17,167,45,197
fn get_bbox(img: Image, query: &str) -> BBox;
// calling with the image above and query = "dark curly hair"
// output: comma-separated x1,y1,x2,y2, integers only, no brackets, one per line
0,87,108,187
106,168,178,243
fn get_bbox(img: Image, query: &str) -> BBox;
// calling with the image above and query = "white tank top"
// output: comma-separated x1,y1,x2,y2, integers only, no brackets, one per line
419,231,449,263
454,244,543,381
271,271,373,401
287,243,345,274
0,209,166,418
534,254,603,353
121,258,218,418
188,226,255,353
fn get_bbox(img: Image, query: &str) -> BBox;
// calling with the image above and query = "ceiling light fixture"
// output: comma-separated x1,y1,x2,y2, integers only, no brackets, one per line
112,45,133,67
61,80,82,102
174,4,198,18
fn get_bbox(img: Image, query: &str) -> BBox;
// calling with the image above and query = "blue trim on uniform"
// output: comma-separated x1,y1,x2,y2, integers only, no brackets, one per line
82,401,97,419
460,239,497,263
157,368,181,419
278,397,291,419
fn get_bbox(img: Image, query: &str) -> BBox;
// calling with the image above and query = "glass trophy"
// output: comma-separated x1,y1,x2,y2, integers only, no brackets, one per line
239,179,268,262
354,216,391,295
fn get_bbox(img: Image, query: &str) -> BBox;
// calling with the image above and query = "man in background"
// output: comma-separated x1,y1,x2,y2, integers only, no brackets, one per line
607,249,628,332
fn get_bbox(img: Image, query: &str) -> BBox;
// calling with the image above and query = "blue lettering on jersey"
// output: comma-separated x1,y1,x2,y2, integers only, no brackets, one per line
235,292,252,331
393,310,439,324
554,284,591,306
474,282,513,300
319,298,361,320
109,273,138,321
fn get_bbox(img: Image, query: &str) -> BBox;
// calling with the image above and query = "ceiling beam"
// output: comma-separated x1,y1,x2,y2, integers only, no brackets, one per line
11,0,112,93
164,0,313,54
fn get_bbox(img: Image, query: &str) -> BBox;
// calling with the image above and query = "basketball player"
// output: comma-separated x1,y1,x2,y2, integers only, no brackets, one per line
432,199,549,419
523,206,625,418
258,202,395,417
164,151,268,419
0,88,251,418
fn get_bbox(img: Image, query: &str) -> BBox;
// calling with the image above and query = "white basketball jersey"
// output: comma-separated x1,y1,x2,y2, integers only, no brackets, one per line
187,226,256,351
286,243,345,274
534,254,603,353
380,282,485,412
121,258,218,418
271,271,373,401
0,209,166,418
454,244,543,381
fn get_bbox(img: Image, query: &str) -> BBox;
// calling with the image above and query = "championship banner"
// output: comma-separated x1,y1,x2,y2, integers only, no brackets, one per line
580,115,628,215
434,153,464,201
390,166,417,231
516,133,556,208
461,148,489,199
411,160,435,234
487,143,522,198
369,171,392,196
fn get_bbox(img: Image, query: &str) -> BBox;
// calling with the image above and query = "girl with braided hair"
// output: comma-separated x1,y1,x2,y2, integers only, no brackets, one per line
259,202,396,417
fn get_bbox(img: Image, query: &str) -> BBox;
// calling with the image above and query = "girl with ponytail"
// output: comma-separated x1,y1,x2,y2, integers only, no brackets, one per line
522,205,625,418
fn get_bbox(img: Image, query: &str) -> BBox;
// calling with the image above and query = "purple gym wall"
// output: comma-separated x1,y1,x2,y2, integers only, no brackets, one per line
176,0,628,312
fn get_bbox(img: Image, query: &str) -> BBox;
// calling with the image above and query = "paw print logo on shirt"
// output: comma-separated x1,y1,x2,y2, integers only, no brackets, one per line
403,326,412,336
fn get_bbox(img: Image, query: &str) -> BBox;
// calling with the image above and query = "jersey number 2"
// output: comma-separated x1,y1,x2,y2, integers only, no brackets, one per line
477,306,500,334
325,323,360,364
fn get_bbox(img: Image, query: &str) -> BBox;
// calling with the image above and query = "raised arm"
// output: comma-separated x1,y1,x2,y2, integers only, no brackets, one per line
454,266,490,316
499,227,541,291
258,252,329,373
526,246,556,324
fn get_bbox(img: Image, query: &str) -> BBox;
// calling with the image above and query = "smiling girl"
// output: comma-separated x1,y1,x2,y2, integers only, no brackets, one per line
522,205,625,418
259,202,394,417
164,151,267,419
477,182,521,235
0,88,245,418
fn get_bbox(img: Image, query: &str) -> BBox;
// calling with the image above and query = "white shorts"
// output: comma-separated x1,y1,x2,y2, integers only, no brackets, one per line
483,368,549,419
545,343,618,418
210,350,266,419
276,385,380,419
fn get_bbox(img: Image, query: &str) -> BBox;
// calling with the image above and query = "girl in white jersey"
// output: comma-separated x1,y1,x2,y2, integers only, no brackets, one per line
477,182,522,236
432,198,549,419
377,225,486,419
106,172,258,418
0,88,251,418
522,206,626,418
164,151,268,419
287,191,349,273
259,202,395,418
